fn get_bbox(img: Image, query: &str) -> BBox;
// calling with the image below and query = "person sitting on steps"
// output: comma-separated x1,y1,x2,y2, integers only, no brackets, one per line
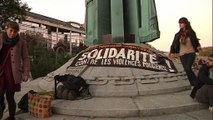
190,54,213,112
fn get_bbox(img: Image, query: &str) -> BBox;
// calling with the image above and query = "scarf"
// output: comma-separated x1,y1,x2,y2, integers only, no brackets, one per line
2,32,20,46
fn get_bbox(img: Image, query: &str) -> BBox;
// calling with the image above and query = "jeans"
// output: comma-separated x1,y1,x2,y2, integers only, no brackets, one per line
180,53,197,86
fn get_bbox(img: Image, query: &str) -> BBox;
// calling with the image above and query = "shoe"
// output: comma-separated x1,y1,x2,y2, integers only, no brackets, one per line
209,105,213,112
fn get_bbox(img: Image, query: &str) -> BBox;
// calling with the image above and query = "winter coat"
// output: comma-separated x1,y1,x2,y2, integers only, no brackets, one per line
0,33,30,84
170,30,201,54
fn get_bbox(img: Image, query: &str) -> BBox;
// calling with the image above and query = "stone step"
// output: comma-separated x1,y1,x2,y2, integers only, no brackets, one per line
13,109,213,120
11,79,207,119
51,90,207,118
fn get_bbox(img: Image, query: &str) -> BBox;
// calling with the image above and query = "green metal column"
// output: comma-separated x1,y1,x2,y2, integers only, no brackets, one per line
111,0,124,43
85,0,160,45
85,0,111,45
124,0,140,43
85,0,98,45
97,0,111,44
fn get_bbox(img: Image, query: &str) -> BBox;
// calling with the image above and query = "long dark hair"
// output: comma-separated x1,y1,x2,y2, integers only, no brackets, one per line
178,17,194,44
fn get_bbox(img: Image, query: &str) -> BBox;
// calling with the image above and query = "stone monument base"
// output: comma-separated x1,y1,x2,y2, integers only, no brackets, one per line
37,43,206,118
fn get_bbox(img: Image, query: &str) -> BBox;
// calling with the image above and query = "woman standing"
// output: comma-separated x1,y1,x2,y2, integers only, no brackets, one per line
0,21,30,120
169,17,201,86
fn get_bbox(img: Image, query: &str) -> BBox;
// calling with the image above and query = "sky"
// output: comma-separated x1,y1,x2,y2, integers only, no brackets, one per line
21,0,212,52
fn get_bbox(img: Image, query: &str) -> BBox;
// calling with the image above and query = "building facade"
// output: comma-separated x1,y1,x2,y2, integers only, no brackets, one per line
19,11,85,50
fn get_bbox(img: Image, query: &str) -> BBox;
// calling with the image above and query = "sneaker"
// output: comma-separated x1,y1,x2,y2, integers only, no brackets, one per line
209,105,213,112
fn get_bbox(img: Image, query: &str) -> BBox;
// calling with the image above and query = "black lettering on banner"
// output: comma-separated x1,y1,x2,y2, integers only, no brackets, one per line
70,44,177,73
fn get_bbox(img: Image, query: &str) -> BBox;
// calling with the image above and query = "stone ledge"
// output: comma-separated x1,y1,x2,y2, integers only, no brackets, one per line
52,98,138,117
51,90,207,118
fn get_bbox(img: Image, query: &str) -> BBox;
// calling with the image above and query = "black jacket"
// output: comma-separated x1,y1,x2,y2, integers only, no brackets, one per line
170,30,201,53
198,64,213,85
190,64,213,98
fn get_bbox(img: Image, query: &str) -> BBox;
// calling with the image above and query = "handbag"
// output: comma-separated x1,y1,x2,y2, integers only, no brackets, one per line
0,49,11,76
28,91,53,118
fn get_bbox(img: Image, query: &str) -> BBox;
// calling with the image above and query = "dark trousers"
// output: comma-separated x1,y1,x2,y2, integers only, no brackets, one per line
196,85,213,105
0,88,16,119
180,53,197,86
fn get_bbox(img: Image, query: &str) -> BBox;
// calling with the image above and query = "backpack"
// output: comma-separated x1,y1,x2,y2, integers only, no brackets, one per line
54,74,91,100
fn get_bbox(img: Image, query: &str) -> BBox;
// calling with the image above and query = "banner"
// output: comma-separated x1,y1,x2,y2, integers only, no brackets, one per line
69,44,177,73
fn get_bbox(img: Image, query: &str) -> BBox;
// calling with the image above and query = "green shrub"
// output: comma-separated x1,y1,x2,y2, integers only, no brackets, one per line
21,31,72,79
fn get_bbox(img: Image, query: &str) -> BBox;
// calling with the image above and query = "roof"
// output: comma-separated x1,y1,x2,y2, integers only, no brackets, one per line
26,11,84,30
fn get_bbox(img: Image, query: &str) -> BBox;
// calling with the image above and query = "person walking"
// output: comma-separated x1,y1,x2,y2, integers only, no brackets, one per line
169,17,201,86
0,21,30,120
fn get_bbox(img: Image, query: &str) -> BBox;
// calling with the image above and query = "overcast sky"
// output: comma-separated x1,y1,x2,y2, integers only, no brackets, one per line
21,0,212,51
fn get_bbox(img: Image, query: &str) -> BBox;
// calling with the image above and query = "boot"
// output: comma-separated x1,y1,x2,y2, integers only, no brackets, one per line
0,102,5,119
